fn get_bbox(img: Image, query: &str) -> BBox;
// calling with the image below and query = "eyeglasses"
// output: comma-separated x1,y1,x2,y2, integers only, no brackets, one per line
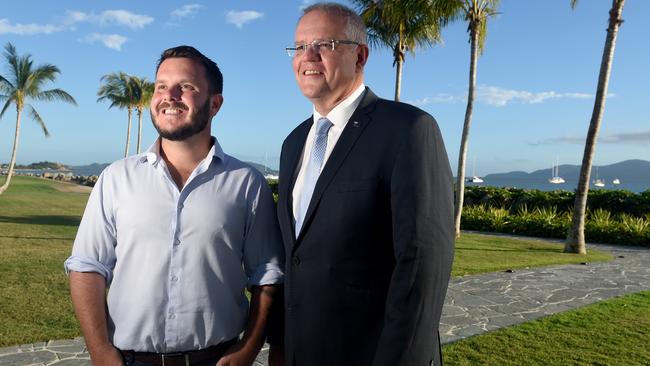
286,39,360,57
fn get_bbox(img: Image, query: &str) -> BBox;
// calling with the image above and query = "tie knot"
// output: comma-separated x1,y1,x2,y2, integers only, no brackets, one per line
316,118,332,136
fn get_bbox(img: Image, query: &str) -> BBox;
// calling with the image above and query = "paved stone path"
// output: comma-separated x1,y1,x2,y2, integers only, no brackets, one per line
2,239,649,365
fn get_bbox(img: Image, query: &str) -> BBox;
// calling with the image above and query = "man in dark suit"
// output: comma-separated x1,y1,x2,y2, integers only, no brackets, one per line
277,3,454,365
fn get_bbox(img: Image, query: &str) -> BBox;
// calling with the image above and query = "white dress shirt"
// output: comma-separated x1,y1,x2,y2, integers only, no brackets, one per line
292,84,366,225
65,137,284,352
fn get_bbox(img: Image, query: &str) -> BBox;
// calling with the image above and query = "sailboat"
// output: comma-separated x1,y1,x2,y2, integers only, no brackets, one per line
612,178,621,185
466,158,484,183
548,158,565,184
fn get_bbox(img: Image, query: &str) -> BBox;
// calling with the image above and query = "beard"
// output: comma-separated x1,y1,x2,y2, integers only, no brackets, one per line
150,99,211,141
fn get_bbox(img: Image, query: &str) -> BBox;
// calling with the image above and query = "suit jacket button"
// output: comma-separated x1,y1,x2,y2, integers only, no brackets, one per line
292,256,301,266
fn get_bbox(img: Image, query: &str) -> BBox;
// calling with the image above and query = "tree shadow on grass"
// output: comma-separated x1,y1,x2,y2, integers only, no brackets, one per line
0,215,81,227
456,247,562,254
0,235,75,240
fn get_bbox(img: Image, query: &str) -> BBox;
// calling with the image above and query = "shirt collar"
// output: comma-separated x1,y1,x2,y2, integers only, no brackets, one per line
141,136,225,165
313,83,366,130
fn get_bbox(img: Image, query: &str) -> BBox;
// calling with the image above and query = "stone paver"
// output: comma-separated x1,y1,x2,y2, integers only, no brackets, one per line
2,239,648,365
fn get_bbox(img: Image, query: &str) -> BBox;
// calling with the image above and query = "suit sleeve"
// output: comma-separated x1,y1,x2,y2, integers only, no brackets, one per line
373,114,455,366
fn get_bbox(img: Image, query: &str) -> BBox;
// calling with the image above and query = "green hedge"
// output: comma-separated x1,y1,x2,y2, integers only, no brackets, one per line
464,186,650,217
461,205,649,246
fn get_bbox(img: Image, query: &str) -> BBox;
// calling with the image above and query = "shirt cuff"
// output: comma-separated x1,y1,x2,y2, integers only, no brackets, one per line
64,256,114,284
247,262,284,288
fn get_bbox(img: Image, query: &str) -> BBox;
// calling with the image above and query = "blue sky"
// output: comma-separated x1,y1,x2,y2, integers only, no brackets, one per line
0,0,648,175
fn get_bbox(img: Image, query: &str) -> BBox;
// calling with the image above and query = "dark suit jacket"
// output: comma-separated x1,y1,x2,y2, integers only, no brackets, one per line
277,88,454,366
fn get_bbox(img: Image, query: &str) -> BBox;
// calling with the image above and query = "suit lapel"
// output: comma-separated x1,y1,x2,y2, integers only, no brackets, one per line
281,118,312,242
296,88,379,244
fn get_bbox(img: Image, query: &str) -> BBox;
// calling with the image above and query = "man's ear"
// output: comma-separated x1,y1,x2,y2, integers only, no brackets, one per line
210,94,224,117
356,44,369,71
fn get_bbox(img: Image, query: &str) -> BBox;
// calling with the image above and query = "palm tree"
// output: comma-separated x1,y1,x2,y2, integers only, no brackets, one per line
130,76,154,154
0,43,77,195
565,0,626,254
97,72,137,158
447,0,500,239
354,0,452,101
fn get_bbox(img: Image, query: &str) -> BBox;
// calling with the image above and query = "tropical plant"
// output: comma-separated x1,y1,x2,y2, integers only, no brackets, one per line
565,0,626,254
445,0,500,239
130,76,154,154
97,72,137,158
354,0,453,101
0,43,77,195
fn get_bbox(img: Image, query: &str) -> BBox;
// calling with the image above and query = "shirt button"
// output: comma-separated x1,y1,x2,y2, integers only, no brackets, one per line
174,239,180,246
169,314,176,319
292,256,301,266
171,276,178,282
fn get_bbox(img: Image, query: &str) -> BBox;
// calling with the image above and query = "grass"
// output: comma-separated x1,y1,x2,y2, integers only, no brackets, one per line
443,291,650,365
0,176,87,347
0,176,614,347
453,233,612,276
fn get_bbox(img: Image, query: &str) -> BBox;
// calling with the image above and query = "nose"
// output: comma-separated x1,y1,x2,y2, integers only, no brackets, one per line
161,85,182,102
303,44,321,61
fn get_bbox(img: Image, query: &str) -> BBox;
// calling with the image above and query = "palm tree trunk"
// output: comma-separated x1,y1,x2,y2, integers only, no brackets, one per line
454,24,479,239
565,0,625,254
0,108,22,195
136,109,143,154
124,108,132,158
393,43,404,102
394,59,403,102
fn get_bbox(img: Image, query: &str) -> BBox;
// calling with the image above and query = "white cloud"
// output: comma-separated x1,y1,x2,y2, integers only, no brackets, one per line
79,33,128,51
64,10,153,30
0,18,66,35
477,85,594,107
171,4,203,20
226,10,263,29
410,93,463,106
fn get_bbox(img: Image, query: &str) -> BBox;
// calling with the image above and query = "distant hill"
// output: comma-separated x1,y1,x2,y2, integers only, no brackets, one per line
485,159,650,182
70,163,110,176
9,161,69,170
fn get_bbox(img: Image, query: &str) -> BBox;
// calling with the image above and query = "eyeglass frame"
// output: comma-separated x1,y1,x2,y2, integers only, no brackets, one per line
286,39,361,57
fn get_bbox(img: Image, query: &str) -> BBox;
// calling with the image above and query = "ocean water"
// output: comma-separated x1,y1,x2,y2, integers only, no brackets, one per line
466,178,649,194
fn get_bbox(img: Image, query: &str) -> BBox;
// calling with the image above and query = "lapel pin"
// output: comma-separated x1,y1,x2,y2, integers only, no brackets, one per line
352,121,360,127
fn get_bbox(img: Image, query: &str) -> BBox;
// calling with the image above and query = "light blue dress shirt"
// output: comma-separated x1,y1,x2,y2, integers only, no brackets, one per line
64,137,284,353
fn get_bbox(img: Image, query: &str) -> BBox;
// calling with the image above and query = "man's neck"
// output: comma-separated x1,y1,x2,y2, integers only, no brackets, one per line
160,131,212,189
313,80,363,116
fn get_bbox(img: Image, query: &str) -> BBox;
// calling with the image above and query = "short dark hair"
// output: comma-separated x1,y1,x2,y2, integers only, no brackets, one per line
155,45,223,94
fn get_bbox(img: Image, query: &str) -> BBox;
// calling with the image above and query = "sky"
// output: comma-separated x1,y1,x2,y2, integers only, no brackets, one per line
0,0,648,175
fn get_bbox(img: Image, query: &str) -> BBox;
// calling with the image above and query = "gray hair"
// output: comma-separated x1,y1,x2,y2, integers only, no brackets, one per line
301,2,367,44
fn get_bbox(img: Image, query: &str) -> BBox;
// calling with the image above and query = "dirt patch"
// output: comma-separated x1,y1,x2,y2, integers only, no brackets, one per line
50,180,92,193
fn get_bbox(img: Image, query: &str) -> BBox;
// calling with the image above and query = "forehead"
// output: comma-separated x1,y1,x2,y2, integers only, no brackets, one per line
295,10,347,41
155,57,206,82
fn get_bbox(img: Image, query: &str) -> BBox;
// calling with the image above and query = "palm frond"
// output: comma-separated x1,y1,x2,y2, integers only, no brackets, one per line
0,98,13,119
0,42,75,139
97,72,137,110
25,64,60,96
0,74,14,93
27,104,50,137
37,89,77,105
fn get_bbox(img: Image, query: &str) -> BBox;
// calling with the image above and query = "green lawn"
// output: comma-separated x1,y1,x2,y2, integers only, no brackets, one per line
453,233,612,277
0,176,614,347
443,291,650,365
0,176,88,347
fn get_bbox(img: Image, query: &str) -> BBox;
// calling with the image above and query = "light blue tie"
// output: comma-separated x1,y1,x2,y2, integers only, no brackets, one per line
295,117,333,236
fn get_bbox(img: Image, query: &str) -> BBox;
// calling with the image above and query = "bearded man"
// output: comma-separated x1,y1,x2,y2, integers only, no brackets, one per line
65,45,284,366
